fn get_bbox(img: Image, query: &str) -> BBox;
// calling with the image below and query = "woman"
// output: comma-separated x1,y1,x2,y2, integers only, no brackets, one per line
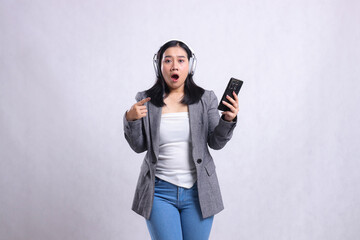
123,40,239,240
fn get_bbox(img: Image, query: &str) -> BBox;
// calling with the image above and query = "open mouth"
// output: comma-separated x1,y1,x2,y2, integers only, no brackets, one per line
171,74,179,81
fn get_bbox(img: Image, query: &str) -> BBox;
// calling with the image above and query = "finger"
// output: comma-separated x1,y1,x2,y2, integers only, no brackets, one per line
140,109,148,114
233,91,239,106
232,91,239,102
226,93,239,110
140,112,148,118
226,95,237,107
136,97,151,106
137,106,147,110
221,100,236,112
137,107,148,115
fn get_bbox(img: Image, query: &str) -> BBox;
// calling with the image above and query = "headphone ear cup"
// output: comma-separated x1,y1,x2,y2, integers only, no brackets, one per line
189,53,197,76
153,54,159,78
188,58,193,75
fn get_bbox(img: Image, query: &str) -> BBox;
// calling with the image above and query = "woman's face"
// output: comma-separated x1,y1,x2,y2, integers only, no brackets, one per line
161,46,189,92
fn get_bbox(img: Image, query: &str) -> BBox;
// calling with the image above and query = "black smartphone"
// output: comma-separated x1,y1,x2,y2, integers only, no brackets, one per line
218,77,243,111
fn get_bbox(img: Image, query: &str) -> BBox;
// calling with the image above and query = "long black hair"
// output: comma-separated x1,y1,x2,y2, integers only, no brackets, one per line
145,40,204,107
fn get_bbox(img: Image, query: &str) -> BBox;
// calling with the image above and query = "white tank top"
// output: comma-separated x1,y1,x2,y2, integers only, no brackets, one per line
155,112,196,189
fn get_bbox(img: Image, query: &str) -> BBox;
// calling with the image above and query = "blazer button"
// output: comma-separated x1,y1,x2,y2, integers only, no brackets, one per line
197,159,202,164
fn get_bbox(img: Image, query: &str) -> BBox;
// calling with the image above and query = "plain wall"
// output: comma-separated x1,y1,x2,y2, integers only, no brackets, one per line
1,0,359,239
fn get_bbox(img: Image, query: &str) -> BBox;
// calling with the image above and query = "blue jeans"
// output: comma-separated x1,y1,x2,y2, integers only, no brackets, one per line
146,177,214,240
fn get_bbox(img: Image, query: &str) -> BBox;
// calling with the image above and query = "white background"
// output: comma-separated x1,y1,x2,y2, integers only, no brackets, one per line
1,0,359,239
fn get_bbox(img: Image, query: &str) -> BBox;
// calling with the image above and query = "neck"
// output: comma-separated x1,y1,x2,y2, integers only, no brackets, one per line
168,86,185,95
165,89,184,102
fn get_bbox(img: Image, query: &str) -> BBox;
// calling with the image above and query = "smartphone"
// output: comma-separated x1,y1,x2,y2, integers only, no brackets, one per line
218,77,243,111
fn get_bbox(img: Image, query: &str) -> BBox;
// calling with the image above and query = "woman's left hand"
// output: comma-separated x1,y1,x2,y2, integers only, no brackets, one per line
221,91,239,122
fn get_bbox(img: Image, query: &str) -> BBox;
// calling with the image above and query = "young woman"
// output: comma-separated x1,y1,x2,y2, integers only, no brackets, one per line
123,40,239,240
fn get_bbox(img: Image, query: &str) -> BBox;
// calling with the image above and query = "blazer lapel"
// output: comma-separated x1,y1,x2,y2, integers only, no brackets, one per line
189,101,202,159
148,102,161,160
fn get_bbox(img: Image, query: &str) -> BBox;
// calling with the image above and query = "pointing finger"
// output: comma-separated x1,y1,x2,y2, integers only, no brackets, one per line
136,97,151,106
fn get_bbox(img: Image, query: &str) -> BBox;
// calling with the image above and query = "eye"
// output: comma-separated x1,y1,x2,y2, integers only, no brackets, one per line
164,59,172,63
179,59,185,63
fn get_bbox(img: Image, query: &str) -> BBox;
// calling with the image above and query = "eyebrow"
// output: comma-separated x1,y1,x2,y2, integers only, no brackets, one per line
164,55,186,58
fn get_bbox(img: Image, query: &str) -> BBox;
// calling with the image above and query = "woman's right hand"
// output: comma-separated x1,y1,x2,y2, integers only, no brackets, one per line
125,97,151,121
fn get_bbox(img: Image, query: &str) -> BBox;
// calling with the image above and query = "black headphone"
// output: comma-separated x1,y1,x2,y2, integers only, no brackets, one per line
153,40,197,78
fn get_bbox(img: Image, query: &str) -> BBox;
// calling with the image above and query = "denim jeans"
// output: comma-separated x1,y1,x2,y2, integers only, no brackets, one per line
146,177,214,240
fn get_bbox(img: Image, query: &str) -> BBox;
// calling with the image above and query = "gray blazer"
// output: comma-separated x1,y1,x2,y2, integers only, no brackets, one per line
123,90,237,219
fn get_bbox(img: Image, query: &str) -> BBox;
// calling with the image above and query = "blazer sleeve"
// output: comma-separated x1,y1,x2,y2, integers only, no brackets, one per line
207,90,237,150
123,92,147,153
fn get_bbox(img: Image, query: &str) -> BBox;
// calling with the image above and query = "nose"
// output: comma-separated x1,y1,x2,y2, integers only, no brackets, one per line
171,61,178,71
